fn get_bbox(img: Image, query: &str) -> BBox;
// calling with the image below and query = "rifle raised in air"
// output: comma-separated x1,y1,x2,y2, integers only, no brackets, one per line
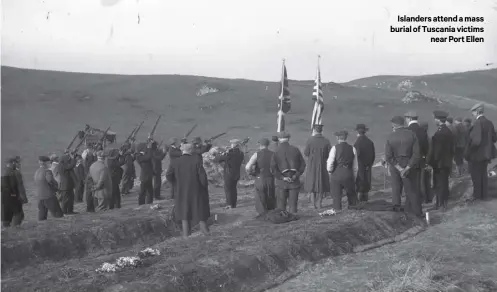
181,123,198,143
148,115,162,141
98,124,112,147
205,132,226,143
71,132,89,154
65,131,80,153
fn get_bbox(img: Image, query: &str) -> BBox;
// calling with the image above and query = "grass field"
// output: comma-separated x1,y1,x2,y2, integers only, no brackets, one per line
1,66,497,291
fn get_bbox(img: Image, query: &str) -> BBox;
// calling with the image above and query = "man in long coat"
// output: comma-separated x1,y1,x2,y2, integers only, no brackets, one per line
58,153,77,214
245,137,276,215
214,139,245,209
453,117,468,176
167,137,182,199
120,144,136,195
327,130,359,210
73,155,86,203
86,150,112,211
353,124,376,202
166,143,210,238
35,156,64,220
151,141,167,200
270,131,306,214
303,124,331,209
2,157,27,227
136,142,155,205
465,103,497,200
385,116,422,217
106,148,125,209
427,111,454,211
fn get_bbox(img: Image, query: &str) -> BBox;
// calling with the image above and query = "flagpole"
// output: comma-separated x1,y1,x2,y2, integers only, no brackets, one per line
277,58,285,133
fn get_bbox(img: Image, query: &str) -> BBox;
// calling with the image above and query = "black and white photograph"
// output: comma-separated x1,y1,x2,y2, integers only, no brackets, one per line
1,0,497,291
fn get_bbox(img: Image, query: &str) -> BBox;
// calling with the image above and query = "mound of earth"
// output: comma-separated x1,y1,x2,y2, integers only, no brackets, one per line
401,90,442,104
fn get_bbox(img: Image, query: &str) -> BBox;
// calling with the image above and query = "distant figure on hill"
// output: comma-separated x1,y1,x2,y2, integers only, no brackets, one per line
303,124,331,209
34,156,63,221
427,111,454,211
385,116,422,218
245,137,276,215
166,143,210,238
214,139,245,209
327,130,359,210
353,124,376,202
465,103,497,201
405,111,430,203
270,132,306,214
453,117,469,176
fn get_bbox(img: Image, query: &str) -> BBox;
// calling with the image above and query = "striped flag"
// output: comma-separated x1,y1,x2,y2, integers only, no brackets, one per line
277,59,291,132
311,56,324,129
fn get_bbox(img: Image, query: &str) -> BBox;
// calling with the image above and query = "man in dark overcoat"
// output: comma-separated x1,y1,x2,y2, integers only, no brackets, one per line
353,124,375,202
167,137,182,199
245,138,276,215
2,157,27,227
136,141,154,205
151,141,167,200
214,139,245,209
453,117,468,176
327,130,359,210
270,131,306,213
385,116,422,217
58,153,78,214
73,155,86,203
106,148,125,209
166,143,210,238
120,144,136,195
303,124,331,209
465,103,497,200
427,110,454,211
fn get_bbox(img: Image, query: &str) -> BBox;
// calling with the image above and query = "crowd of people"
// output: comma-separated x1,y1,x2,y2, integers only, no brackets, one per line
2,102,496,239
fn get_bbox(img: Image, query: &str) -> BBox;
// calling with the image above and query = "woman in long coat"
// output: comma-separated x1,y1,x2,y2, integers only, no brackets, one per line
166,143,210,238
303,125,332,209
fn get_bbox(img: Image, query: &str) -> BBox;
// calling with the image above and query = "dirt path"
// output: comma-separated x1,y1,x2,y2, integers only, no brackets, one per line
268,200,497,292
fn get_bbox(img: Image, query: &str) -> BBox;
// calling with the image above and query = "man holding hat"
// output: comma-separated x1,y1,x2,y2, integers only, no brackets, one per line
405,111,430,202
353,124,376,202
87,150,112,211
426,111,454,211
327,130,359,210
167,137,182,199
166,143,210,238
270,131,306,213
35,156,64,220
303,124,331,209
245,137,276,214
385,115,422,217
465,103,497,200
1,157,25,227
214,138,245,209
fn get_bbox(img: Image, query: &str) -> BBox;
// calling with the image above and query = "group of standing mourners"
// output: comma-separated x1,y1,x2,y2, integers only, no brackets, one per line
2,102,496,234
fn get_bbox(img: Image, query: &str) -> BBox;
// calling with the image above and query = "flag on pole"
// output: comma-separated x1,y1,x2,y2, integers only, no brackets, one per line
311,56,324,129
277,59,291,132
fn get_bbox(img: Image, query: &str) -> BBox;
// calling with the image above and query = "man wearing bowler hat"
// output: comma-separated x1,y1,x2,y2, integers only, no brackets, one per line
327,130,359,210
270,131,306,213
385,115,422,217
465,103,497,200
426,110,454,211
353,124,375,202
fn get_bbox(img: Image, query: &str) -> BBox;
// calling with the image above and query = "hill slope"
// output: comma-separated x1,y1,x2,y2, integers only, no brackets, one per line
2,66,494,183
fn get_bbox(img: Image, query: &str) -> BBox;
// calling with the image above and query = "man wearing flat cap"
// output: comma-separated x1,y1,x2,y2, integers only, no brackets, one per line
453,117,468,176
326,130,359,210
35,156,64,220
404,111,430,202
166,137,182,199
426,111,454,211
214,138,245,209
245,137,276,214
385,115,422,217
303,124,331,209
166,143,210,238
1,158,26,227
270,131,306,213
353,124,376,202
86,150,112,211
465,103,497,200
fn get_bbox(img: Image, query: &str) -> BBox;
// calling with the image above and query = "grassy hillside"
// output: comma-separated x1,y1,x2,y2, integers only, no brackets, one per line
2,66,494,186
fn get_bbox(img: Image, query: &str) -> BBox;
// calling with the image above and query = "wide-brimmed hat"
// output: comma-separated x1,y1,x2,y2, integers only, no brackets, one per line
355,124,369,132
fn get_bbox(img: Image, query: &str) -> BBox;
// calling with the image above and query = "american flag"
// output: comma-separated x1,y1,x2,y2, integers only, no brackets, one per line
311,56,324,129
277,59,291,132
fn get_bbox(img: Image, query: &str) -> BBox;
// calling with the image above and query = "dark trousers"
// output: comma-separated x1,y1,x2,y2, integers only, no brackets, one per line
120,173,134,194
254,177,276,215
109,181,121,209
469,160,489,200
276,187,299,213
454,147,465,166
59,189,75,214
433,167,450,208
331,168,358,210
138,178,154,205
38,196,64,220
75,180,84,202
356,165,372,202
153,173,162,199
170,183,176,199
390,166,422,217
420,168,433,203
2,197,24,227
224,177,239,208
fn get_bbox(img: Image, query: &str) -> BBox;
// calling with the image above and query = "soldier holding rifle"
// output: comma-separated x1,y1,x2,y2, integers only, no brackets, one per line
214,138,246,209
